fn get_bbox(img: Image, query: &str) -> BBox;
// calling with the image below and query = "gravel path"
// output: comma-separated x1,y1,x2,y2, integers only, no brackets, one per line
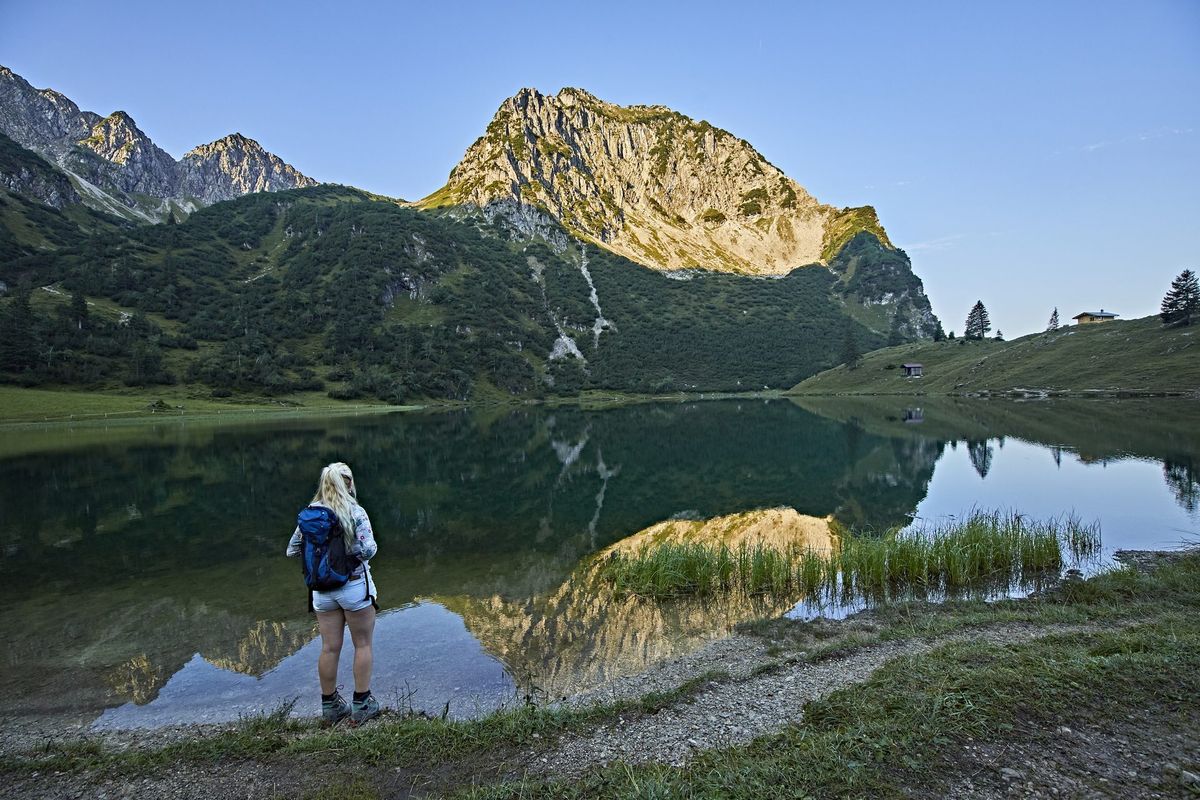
531,622,1109,778
1,619,1144,799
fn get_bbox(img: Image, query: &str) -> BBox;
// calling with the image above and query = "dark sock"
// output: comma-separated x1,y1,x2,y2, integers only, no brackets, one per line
322,692,336,702
353,690,371,702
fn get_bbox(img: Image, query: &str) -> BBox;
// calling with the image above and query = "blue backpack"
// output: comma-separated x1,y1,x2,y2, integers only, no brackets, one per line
297,505,361,597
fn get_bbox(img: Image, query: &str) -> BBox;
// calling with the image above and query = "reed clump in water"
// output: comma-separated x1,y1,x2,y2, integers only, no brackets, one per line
598,510,1100,602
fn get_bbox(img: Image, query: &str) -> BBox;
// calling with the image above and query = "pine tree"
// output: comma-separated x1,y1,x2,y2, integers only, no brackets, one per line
1161,269,1199,327
69,292,88,331
887,313,904,347
994,329,1004,341
841,323,861,369
1046,307,1059,331
964,301,991,340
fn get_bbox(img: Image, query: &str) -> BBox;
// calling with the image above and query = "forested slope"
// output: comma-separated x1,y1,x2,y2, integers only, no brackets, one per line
0,185,891,401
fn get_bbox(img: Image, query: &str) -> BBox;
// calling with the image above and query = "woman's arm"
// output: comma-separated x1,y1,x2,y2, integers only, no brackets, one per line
286,526,302,557
352,507,378,561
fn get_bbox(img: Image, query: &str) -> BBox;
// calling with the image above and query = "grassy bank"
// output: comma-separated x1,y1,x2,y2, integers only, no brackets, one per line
597,511,1100,602
0,385,415,425
0,385,788,425
7,550,1196,799
790,316,1200,395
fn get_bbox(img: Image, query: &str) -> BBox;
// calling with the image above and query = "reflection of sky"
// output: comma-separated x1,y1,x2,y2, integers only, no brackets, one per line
788,438,1197,620
93,602,515,730
913,439,1199,553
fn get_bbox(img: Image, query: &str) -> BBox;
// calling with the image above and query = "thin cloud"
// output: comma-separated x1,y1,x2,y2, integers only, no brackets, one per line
1080,127,1193,153
900,234,964,253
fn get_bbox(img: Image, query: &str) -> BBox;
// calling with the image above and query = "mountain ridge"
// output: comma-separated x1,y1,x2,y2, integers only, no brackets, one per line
1,83,944,399
0,65,316,221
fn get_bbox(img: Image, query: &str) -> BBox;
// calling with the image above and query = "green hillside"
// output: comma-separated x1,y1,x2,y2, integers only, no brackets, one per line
790,317,1200,396
0,133,128,261
0,185,908,402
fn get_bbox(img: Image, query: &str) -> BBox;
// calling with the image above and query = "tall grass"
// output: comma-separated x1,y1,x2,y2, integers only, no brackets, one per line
597,510,1100,604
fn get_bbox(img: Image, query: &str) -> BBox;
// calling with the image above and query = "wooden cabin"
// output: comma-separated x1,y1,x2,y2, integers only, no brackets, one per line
902,363,923,378
1072,309,1119,325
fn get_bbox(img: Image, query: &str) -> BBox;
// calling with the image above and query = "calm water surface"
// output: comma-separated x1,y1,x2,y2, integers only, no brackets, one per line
1,397,1196,732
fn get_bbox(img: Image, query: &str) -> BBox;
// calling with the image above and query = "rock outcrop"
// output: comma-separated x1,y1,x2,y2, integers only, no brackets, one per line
0,65,315,221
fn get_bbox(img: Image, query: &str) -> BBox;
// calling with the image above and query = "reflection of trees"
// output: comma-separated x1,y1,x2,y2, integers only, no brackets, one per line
0,402,940,595
832,438,943,531
0,402,949,720
968,439,994,479
1164,459,1199,514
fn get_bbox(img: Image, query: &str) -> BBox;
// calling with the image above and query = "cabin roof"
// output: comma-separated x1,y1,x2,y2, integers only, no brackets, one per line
902,363,923,368
1072,310,1119,319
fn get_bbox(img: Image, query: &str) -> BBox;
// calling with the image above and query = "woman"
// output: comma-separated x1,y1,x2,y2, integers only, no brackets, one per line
287,462,381,726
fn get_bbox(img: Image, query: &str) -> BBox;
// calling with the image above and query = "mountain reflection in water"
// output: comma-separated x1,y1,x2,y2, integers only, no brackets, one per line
0,398,1196,732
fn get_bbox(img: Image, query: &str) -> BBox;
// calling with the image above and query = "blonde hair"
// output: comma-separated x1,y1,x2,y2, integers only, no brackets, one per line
311,462,357,547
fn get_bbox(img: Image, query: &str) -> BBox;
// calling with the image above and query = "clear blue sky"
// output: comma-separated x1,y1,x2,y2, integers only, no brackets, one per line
3,0,1197,335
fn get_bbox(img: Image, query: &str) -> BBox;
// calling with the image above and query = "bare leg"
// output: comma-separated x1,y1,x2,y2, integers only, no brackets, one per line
315,609,345,694
345,605,376,693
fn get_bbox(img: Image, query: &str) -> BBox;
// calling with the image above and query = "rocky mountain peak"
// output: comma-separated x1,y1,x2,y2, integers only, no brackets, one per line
422,87,872,275
180,132,317,204
0,64,316,220
0,65,93,153
194,132,254,150
81,111,152,157
75,109,178,196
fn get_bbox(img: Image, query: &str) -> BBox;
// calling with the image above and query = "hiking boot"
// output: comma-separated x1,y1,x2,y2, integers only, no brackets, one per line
350,693,381,726
321,691,351,727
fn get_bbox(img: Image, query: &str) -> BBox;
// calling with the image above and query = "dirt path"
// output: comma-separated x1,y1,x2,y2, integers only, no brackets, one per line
525,622,1111,779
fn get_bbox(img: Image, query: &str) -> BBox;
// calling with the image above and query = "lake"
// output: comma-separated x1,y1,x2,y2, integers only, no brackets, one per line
1,396,1196,734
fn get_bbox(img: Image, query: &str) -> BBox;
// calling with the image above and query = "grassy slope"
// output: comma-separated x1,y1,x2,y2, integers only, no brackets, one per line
791,316,1200,395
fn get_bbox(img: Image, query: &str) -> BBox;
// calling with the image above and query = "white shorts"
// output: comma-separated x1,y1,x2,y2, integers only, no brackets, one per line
312,575,375,613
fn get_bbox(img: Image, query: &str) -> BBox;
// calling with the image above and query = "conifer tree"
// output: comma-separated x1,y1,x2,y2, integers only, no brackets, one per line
994,329,1004,341
69,293,88,331
841,322,861,369
1161,269,1199,327
1046,307,1059,331
964,301,991,340
887,313,904,347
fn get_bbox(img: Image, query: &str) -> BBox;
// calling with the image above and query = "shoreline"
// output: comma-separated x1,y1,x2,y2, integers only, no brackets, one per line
788,389,1200,399
3,382,1196,430
0,385,787,428
4,545,1196,798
